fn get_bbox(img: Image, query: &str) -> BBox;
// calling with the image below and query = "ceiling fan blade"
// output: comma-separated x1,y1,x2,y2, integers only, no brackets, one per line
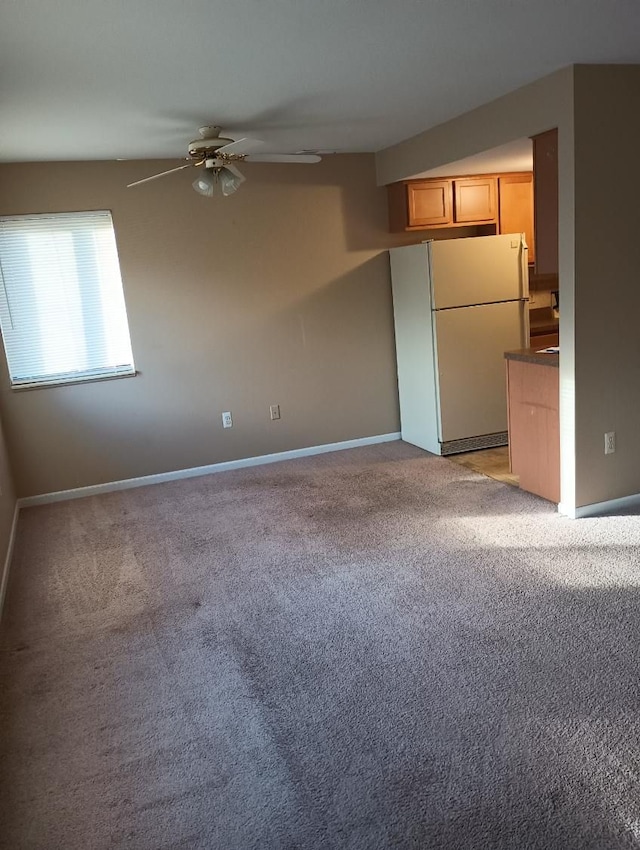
216,137,264,156
127,163,193,188
224,163,246,183
244,153,321,164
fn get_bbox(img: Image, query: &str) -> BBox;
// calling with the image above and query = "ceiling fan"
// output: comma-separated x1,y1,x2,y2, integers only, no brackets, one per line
127,126,321,196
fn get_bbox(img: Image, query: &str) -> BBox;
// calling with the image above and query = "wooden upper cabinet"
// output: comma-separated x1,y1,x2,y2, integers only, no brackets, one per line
498,173,535,263
388,175,500,232
387,172,534,236
387,180,453,229
407,180,452,226
532,129,558,275
453,177,497,223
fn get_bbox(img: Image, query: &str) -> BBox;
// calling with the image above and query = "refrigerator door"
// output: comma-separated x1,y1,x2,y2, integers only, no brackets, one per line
389,243,441,455
433,300,527,442
429,233,528,309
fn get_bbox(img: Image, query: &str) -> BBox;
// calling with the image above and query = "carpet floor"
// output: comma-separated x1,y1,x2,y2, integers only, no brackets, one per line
1,441,640,849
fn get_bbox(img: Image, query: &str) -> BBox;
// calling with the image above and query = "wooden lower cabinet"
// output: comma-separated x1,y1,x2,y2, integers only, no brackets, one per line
506,356,560,503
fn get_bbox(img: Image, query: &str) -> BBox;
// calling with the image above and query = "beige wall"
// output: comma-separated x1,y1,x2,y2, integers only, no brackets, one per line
0,410,17,605
572,65,640,507
0,155,401,497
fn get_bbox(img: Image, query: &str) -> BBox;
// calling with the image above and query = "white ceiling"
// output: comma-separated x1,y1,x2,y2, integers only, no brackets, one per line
2,0,640,164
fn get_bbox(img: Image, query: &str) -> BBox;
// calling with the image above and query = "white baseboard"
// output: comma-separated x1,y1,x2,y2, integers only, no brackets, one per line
559,491,640,519
18,432,402,508
0,502,20,622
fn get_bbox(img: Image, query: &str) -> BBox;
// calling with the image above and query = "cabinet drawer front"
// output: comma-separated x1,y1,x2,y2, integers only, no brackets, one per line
407,181,452,226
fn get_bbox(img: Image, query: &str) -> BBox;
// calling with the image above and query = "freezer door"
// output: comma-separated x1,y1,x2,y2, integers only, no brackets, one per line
429,233,527,309
433,300,526,442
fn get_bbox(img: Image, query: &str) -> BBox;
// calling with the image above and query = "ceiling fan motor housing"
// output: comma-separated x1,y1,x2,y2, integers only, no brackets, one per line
188,127,235,158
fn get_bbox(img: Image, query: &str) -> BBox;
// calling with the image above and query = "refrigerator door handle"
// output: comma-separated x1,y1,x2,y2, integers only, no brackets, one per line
521,298,530,346
520,236,530,301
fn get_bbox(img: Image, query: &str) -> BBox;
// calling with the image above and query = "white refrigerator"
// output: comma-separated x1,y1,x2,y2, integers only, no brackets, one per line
389,234,529,455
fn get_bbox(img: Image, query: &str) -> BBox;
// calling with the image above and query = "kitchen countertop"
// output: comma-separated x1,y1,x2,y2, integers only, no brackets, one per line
504,347,559,367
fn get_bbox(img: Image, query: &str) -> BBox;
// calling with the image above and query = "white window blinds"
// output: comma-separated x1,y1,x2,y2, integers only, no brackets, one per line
0,210,135,388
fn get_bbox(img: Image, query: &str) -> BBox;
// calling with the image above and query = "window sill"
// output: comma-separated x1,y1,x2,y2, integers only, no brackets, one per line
11,370,138,392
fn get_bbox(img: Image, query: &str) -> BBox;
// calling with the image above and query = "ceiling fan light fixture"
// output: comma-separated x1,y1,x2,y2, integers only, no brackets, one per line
127,124,321,193
192,169,216,197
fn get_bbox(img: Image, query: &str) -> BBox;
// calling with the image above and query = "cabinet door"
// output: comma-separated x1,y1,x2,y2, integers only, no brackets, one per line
532,129,558,275
453,177,497,223
407,180,452,227
507,359,560,502
499,173,535,263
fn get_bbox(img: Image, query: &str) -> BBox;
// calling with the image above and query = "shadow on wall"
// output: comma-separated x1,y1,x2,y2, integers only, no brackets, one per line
230,156,392,253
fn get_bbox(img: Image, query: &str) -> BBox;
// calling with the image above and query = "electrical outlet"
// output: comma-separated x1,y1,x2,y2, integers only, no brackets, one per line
222,411,233,429
270,404,281,421
604,431,615,455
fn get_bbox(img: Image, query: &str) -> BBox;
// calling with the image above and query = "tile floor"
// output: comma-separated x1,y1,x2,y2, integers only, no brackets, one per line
447,445,519,487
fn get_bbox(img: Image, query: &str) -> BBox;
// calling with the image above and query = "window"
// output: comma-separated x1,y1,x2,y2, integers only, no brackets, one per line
0,210,135,389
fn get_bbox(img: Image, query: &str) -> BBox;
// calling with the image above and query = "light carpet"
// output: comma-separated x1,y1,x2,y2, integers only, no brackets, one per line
2,441,640,849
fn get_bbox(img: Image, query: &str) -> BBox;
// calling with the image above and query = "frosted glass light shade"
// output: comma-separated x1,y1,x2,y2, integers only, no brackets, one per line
220,167,242,196
192,169,216,197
